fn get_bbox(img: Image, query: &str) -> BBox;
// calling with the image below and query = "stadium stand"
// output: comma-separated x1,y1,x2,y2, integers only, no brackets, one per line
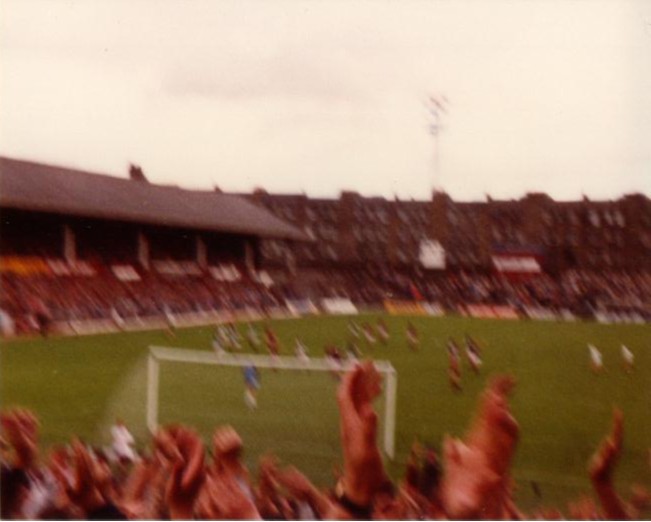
1,157,650,337
0,157,307,334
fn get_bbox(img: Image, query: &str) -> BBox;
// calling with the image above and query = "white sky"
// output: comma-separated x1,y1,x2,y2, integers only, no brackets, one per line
1,0,649,200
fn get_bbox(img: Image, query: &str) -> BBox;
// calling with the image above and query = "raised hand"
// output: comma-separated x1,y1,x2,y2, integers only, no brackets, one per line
589,408,630,520
271,464,338,518
64,439,109,517
118,457,163,519
336,360,388,508
439,375,519,519
212,425,247,478
271,465,313,500
154,426,205,519
256,454,285,519
466,376,519,476
567,496,600,520
629,484,651,518
1,408,39,468
196,468,261,520
589,408,623,484
439,436,502,519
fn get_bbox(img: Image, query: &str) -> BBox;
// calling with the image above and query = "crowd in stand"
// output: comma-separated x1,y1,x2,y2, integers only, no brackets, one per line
0,270,283,334
1,264,651,335
279,268,651,318
2,363,648,520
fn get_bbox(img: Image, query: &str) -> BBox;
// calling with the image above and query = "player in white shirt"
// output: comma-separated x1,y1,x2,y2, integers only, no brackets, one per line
621,344,634,372
212,331,226,358
466,345,483,374
295,338,310,365
111,419,137,464
217,324,231,348
362,322,377,345
227,322,242,350
465,334,483,374
164,306,177,337
588,344,603,373
348,320,361,339
246,323,261,351
376,318,390,344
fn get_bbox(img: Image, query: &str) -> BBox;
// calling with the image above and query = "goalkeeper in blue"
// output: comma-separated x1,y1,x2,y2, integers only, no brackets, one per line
243,364,261,410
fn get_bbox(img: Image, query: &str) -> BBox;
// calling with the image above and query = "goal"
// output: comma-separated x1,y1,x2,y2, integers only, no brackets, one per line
146,346,398,459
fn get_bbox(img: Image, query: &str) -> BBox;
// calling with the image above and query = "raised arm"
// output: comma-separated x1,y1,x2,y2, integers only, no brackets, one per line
589,408,630,520
439,375,520,519
335,361,389,517
154,425,206,520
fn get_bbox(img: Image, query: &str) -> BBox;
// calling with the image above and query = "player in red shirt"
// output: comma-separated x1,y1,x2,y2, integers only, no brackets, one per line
447,338,462,392
264,327,280,355
406,321,420,351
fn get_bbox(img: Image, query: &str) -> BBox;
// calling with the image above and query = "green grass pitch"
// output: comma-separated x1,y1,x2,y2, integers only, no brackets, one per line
1,313,650,511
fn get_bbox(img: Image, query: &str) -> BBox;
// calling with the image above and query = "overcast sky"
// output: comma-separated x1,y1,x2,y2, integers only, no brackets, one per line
1,0,649,201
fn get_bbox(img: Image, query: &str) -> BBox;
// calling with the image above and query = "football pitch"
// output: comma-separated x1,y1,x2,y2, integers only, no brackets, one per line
1,314,650,510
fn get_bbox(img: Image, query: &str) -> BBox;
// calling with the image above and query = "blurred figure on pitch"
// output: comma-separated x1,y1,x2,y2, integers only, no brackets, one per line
163,305,177,338
265,326,280,367
295,338,310,366
465,334,483,374
325,345,344,379
110,418,137,465
588,344,604,373
346,339,362,359
246,322,261,351
362,322,377,345
347,319,361,340
346,343,359,364
621,345,634,373
376,318,390,344
212,328,226,358
216,323,231,348
447,337,463,392
222,321,241,350
29,296,52,337
406,321,420,351
110,307,125,331
243,363,261,409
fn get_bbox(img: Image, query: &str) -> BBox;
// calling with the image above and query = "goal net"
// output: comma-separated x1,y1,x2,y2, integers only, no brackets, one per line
146,346,397,460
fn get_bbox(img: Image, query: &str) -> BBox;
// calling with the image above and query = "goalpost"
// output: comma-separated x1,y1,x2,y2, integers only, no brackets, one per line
146,346,398,459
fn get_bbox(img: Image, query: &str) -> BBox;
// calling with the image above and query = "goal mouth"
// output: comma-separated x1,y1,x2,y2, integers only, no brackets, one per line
146,346,397,459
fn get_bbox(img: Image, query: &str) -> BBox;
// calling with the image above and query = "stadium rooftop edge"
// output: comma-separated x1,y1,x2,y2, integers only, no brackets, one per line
0,157,307,241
